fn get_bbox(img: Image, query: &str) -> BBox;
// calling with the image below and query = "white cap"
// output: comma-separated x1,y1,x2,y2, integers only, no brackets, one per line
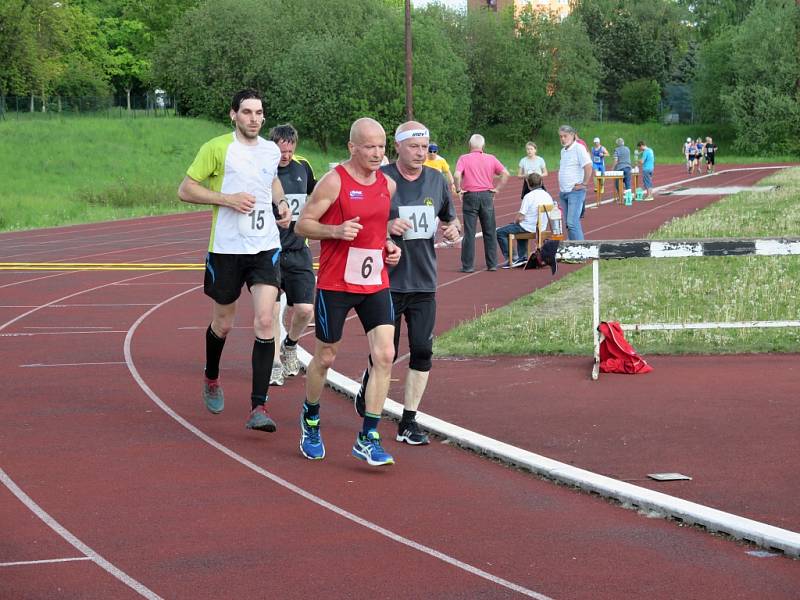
593,137,600,143
686,138,692,142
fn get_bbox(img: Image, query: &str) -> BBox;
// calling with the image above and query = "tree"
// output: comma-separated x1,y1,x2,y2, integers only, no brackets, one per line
618,78,661,123
0,1,36,99
104,17,152,109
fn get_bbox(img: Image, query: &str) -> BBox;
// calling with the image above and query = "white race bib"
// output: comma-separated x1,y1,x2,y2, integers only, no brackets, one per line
285,193,307,222
344,247,383,286
237,202,270,237
399,205,435,240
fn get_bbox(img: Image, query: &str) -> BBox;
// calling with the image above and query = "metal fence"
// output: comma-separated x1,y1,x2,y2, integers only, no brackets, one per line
0,93,176,119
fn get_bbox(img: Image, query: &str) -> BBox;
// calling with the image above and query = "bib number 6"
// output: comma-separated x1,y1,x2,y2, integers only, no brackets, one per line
344,247,383,286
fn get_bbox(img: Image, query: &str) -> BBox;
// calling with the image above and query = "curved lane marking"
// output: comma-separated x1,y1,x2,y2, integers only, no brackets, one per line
124,285,553,600
1,469,162,599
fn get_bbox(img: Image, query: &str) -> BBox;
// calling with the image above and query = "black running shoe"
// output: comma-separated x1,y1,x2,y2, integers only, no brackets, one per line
354,368,368,417
396,419,430,445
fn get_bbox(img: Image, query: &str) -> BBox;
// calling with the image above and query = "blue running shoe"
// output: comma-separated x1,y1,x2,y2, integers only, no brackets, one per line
202,377,224,414
300,410,325,460
352,429,394,466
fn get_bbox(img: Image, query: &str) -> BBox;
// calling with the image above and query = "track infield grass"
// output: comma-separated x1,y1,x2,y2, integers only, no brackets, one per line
433,167,800,356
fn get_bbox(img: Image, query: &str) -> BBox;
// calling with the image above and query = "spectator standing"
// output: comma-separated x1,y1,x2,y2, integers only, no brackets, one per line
704,137,718,174
454,134,510,272
424,142,457,194
517,141,548,199
177,89,292,432
611,137,633,193
637,140,655,200
496,172,554,268
557,125,592,241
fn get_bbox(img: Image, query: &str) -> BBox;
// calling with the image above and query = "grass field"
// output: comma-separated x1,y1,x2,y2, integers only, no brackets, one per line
433,168,800,356
4,114,797,233
0,116,335,232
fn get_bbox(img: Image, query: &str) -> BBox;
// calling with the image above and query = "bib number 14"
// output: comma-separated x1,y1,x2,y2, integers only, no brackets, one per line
399,205,435,240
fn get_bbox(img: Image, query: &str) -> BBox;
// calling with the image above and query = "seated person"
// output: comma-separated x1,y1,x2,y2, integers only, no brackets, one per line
496,172,554,268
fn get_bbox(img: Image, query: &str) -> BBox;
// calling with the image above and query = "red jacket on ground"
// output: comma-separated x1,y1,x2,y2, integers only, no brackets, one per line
598,321,653,374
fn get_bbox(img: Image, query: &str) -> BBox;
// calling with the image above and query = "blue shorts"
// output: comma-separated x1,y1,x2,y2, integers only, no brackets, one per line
643,170,654,189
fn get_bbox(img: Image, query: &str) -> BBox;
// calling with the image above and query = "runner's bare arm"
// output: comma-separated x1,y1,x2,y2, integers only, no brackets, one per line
178,175,255,214
271,177,292,227
295,170,362,241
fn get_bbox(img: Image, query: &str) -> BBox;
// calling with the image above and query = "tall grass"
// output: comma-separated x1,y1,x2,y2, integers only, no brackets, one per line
433,168,800,356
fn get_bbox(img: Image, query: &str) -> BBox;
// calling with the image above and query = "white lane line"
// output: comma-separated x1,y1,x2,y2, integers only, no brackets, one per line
0,557,92,567
24,326,113,329
1,330,128,337
21,361,126,368
0,469,162,599
124,286,553,600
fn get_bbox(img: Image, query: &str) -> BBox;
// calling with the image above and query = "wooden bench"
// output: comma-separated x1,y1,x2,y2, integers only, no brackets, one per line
507,205,564,262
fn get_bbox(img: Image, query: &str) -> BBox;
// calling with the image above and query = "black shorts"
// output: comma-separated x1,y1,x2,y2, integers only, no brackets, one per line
203,249,281,305
391,291,436,360
705,155,715,165
314,287,394,344
279,247,315,306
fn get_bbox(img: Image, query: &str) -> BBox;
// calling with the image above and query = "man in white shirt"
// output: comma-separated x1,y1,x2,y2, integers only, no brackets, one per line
557,124,593,241
496,172,554,267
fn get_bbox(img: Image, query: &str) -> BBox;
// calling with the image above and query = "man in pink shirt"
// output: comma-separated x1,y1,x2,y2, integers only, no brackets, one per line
454,134,510,272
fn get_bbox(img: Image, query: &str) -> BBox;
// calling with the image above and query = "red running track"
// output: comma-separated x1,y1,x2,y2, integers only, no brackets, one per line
1,164,798,599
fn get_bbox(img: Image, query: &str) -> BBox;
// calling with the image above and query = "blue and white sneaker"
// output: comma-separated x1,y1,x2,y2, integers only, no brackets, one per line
352,429,394,466
300,410,325,460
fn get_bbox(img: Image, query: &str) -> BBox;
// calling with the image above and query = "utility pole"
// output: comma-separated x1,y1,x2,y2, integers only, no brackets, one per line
405,0,413,121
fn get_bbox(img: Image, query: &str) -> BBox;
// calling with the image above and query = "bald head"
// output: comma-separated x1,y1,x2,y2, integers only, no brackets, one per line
350,117,385,144
348,117,387,173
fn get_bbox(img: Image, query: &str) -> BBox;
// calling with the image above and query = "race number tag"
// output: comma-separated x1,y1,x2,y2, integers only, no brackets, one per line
238,202,270,237
344,247,383,286
399,205,435,240
285,193,307,221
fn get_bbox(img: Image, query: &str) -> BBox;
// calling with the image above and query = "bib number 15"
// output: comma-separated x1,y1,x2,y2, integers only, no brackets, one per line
238,204,269,237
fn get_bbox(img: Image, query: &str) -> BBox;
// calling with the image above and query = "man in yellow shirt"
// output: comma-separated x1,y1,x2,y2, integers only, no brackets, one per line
423,143,456,194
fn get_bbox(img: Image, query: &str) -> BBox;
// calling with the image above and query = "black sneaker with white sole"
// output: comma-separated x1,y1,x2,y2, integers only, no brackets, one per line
396,419,430,445
354,368,368,417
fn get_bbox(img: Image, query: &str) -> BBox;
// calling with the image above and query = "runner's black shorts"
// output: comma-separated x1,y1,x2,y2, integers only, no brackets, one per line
204,249,280,305
391,291,436,363
279,246,315,306
705,155,715,165
314,287,394,344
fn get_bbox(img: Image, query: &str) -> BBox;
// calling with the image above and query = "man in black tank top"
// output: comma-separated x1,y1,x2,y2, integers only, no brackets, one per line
267,124,317,387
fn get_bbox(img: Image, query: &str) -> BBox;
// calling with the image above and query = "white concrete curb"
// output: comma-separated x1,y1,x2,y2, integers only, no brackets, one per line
296,345,800,558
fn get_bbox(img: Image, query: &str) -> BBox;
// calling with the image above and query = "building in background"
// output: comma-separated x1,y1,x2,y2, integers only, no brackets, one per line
467,0,571,20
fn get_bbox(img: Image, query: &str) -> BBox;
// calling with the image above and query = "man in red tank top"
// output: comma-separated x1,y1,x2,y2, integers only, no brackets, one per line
295,117,406,466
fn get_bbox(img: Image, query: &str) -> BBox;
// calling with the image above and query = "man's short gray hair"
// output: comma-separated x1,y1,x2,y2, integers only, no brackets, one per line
469,134,485,149
616,137,625,146
558,125,576,135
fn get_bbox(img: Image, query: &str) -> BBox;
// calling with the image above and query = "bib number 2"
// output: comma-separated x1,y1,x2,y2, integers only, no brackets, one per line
344,247,383,286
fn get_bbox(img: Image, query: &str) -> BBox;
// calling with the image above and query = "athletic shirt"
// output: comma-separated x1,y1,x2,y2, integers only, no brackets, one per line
382,164,455,293
685,142,695,156
705,143,717,157
316,164,391,294
275,157,316,252
591,146,606,164
186,132,281,254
